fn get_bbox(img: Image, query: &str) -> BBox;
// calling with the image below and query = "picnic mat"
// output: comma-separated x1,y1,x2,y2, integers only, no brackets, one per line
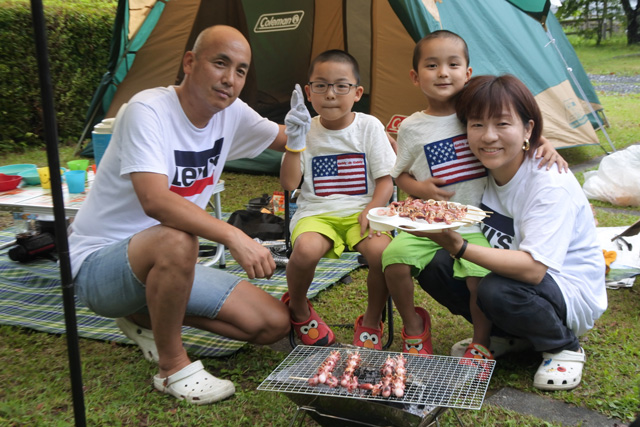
0,229,361,357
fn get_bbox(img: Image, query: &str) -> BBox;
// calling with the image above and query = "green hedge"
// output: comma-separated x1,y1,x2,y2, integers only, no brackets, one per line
0,0,117,152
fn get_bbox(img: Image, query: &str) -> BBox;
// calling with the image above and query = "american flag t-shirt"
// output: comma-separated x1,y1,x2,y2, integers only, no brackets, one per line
312,153,368,196
424,135,486,185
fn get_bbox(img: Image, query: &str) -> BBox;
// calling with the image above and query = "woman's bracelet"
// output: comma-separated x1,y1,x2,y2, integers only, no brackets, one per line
450,239,468,260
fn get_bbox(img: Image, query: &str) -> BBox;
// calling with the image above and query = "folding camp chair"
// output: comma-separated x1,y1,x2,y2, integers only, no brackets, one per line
284,189,395,350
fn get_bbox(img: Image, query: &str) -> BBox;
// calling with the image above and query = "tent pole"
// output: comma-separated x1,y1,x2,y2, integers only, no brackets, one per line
30,1,87,425
545,29,616,154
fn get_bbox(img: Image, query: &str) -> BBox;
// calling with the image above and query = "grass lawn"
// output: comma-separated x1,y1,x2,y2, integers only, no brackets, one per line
1,39,639,426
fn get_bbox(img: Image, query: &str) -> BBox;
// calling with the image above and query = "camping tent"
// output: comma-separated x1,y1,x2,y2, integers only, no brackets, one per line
81,0,607,173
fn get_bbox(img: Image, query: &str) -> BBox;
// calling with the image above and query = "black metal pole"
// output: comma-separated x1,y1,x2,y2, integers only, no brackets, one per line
29,1,86,425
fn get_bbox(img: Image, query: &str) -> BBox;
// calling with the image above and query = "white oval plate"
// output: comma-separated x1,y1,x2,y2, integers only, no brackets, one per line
366,203,487,233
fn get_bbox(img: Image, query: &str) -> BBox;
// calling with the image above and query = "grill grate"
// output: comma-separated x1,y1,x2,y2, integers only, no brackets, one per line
258,346,495,411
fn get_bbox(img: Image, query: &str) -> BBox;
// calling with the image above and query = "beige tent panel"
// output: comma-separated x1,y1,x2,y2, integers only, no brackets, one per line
128,0,156,39
311,0,345,60
535,80,600,148
106,0,200,117
370,0,426,131
346,0,373,92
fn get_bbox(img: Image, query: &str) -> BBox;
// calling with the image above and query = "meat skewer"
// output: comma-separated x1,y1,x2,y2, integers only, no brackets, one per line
340,351,362,392
359,354,408,398
377,197,486,225
307,350,341,387
392,354,407,398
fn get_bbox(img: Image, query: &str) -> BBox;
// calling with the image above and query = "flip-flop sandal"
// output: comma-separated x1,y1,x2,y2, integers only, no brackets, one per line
533,347,586,391
115,317,158,363
153,360,235,404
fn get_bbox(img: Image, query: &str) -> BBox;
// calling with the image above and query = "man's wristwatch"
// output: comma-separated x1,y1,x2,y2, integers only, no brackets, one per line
450,239,468,260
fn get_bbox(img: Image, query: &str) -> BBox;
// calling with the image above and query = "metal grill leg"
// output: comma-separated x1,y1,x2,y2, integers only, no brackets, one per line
288,406,308,427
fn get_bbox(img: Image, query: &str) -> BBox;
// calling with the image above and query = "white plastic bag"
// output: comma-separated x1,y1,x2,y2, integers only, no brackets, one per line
583,145,640,207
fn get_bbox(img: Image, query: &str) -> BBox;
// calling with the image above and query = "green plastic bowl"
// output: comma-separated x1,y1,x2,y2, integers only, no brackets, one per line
18,169,41,185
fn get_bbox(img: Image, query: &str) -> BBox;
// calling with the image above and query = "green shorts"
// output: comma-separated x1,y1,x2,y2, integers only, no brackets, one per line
292,212,391,259
381,231,491,279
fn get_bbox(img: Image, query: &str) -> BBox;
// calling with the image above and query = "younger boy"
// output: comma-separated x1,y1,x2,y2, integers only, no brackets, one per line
280,50,396,349
382,30,566,361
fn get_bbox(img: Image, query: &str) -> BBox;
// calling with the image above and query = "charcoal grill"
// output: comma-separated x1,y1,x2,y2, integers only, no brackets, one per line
258,345,495,426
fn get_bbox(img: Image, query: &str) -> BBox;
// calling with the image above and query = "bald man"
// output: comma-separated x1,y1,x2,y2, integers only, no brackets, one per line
68,26,290,405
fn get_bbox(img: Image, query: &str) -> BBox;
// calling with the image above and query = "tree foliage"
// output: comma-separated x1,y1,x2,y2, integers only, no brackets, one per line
620,0,640,44
556,0,639,45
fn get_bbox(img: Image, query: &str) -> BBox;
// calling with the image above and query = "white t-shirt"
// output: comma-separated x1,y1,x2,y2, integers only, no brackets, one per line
69,86,279,277
480,153,607,336
291,113,396,231
392,111,487,233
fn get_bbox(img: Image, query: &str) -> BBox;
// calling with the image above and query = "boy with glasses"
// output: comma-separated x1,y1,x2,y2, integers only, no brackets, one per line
280,49,396,349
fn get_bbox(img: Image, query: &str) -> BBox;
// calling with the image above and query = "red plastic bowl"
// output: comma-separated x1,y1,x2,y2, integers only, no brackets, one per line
0,173,22,191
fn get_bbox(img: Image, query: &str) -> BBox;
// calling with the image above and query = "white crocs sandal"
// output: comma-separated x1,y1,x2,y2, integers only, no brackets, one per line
153,360,235,405
115,317,159,363
533,347,586,391
451,336,531,358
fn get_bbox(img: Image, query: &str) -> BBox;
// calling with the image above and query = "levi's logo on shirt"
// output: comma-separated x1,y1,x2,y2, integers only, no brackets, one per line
480,202,515,250
170,138,223,197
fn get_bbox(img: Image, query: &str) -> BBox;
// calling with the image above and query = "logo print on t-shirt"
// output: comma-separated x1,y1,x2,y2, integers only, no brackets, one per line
312,153,367,197
170,138,223,197
424,135,486,185
481,202,515,250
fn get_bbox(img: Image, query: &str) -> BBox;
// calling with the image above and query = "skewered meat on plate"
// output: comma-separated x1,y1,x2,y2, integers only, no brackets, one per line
377,197,470,224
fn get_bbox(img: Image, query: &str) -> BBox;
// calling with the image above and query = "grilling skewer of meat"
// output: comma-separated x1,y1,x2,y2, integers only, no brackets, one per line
359,354,408,398
340,351,362,392
307,350,341,387
392,354,407,398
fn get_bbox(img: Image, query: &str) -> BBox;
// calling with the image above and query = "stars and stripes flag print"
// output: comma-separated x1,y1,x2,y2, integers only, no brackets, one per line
424,135,486,185
312,153,368,196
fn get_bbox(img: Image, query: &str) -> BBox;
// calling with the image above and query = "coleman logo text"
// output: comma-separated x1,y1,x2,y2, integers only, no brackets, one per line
254,11,304,33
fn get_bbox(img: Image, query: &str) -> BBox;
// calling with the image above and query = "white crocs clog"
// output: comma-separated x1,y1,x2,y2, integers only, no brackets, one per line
533,347,586,391
153,360,235,405
115,317,159,363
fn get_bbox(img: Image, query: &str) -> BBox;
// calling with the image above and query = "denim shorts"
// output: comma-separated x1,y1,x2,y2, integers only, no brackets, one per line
74,237,241,319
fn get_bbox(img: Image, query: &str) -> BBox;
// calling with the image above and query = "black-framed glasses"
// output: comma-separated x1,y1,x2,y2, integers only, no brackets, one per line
308,81,357,95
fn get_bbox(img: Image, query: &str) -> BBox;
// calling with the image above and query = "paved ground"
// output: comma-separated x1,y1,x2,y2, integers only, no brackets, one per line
589,73,640,95
486,387,628,426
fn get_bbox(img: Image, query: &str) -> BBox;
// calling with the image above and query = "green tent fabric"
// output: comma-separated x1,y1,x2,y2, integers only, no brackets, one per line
506,0,552,24
388,0,603,147
81,0,165,157
81,0,605,169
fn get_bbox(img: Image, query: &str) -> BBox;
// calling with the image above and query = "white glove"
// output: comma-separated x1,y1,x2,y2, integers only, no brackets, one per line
284,84,311,152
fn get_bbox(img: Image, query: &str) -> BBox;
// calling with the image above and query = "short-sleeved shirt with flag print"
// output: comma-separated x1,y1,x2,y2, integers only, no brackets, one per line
392,111,487,234
291,113,396,232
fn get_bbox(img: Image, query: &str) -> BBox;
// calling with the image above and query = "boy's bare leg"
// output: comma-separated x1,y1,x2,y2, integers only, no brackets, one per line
355,234,392,329
285,231,332,322
467,277,491,348
385,263,424,336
